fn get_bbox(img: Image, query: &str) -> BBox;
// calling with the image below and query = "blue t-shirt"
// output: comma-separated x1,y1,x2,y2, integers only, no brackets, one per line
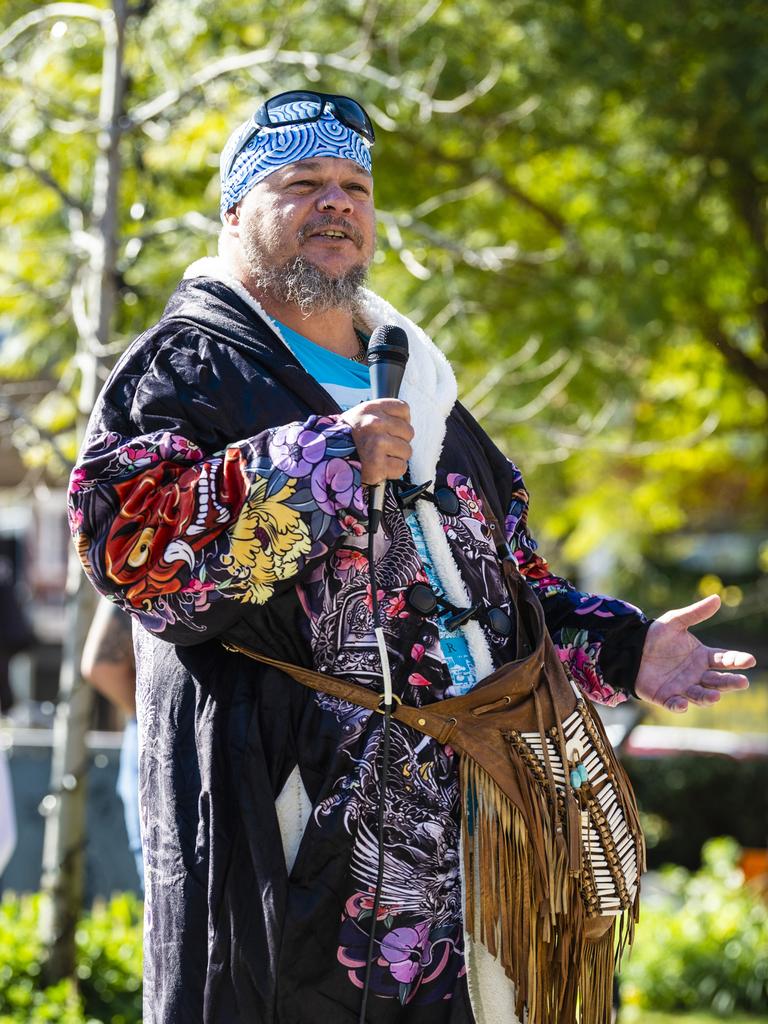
275,321,370,412
273,318,477,695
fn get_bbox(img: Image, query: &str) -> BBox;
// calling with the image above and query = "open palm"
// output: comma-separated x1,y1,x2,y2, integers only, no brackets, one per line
634,594,755,712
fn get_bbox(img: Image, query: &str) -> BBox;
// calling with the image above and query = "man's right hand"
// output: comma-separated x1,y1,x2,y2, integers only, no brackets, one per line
338,399,413,485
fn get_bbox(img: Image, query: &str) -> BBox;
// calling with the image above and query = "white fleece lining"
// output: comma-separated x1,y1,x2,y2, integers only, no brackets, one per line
461,838,523,1024
184,257,498,680
413,500,496,681
275,766,312,873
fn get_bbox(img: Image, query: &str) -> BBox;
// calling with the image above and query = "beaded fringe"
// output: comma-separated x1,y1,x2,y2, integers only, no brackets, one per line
460,746,642,1024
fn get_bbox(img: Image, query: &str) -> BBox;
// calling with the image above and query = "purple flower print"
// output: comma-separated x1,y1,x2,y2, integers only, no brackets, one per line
269,423,327,477
337,899,463,1004
573,593,643,617
311,457,356,514
380,921,432,984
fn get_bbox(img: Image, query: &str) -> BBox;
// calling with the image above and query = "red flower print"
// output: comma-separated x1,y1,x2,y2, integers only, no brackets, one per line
335,548,368,574
408,672,431,687
454,483,484,521
385,593,409,619
341,514,366,537
364,585,386,612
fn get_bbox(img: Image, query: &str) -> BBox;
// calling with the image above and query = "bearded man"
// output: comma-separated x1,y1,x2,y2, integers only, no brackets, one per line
68,92,754,1024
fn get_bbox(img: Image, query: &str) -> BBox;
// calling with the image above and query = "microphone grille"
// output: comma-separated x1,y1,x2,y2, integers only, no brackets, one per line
367,324,409,364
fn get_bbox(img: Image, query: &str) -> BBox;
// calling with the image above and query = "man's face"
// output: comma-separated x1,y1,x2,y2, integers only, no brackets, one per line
229,156,376,312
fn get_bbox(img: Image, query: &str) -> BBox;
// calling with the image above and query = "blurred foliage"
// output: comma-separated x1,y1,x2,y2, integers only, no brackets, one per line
0,891,142,1022
0,0,767,608
2,849,766,1022
626,753,768,870
622,1014,766,1024
621,837,768,1016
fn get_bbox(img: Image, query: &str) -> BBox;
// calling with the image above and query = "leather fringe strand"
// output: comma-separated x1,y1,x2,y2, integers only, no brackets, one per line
460,753,630,1024
578,924,616,1024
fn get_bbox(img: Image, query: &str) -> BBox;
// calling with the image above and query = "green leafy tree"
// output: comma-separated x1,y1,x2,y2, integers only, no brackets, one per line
1,0,765,977
2,0,765,576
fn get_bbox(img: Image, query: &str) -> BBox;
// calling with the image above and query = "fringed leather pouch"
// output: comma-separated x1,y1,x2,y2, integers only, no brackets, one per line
222,534,645,1024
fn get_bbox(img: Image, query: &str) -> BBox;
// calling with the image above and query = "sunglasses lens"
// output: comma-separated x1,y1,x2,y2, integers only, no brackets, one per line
434,487,460,516
406,583,438,616
265,91,323,123
332,97,375,142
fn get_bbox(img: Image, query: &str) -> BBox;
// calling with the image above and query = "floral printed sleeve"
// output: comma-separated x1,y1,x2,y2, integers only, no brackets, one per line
503,464,650,706
68,416,366,644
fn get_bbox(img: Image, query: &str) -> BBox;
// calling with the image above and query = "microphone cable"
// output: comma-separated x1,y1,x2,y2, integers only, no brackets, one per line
358,506,395,1024
356,323,408,1022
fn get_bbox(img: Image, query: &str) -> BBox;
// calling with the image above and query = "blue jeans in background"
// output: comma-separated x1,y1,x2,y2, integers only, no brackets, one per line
116,717,144,893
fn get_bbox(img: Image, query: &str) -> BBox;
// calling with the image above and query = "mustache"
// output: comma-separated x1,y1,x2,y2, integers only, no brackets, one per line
298,214,364,249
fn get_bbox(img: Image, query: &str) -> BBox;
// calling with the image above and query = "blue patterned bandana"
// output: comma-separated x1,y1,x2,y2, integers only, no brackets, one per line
219,102,373,218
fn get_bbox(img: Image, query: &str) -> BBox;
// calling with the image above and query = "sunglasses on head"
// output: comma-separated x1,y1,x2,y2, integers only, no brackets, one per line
222,90,375,181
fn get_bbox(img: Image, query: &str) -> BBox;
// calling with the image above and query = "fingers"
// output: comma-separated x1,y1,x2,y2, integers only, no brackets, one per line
659,594,721,628
663,686,720,712
339,401,414,441
663,671,750,714
356,399,414,437
700,670,750,691
383,454,409,479
358,441,411,484
365,398,412,419
709,649,757,670
683,684,722,706
338,401,414,484
664,696,689,713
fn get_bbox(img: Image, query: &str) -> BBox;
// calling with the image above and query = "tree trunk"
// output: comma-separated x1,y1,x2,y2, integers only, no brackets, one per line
40,0,128,982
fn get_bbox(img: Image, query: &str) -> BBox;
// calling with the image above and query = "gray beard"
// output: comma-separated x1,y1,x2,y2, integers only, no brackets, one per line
246,253,368,315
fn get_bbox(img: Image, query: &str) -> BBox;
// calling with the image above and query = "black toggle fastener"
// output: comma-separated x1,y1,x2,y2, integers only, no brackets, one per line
395,480,434,507
486,606,514,637
404,584,514,638
394,480,460,517
405,582,441,616
444,604,482,631
429,486,460,517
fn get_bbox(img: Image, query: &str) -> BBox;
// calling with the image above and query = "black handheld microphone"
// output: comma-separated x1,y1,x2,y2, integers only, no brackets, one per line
367,324,409,533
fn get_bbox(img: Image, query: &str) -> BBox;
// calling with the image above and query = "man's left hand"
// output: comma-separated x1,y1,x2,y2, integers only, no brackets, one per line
634,594,756,712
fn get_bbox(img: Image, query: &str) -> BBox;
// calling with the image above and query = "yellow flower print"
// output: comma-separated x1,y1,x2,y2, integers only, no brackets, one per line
222,475,311,604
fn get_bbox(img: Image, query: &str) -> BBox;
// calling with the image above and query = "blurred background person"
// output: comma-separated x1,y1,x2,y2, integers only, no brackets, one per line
81,598,143,892
0,550,35,886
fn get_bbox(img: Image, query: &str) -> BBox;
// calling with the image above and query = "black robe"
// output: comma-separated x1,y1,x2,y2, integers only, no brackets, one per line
69,263,649,1023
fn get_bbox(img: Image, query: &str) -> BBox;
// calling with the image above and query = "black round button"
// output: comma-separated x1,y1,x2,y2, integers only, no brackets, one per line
486,606,513,637
405,583,439,616
434,486,460,516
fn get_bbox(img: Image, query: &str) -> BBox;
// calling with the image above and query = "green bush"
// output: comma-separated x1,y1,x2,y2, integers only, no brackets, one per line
2,847,766,1021
75,894,143,1022
622,838,768,1016
0,892,142,1024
